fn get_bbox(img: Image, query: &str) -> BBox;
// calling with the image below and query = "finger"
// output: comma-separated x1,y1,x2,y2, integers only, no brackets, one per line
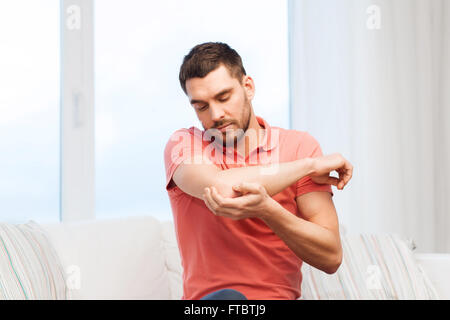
205,188,242,218
203,195,216,214
344,162,353,184
214,186,256,209
337,165,352,188
324,176,340,187
329,176,345,190
202,189,214,212
338,173,346,189
340,161,353,183
233,182,262,195
210,187,233,208
203,188,219,213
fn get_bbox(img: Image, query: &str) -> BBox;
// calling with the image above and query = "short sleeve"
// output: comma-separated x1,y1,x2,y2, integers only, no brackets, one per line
163,128,208,191
295,132,334,198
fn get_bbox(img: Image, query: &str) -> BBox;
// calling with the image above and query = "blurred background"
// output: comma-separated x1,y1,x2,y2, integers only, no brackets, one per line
0,0,449,253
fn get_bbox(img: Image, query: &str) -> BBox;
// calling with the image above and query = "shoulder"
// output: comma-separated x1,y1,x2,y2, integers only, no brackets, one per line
163,126,209,165
274,126,318,147
274,127,323,159
165,126,200,141
164,126,202,147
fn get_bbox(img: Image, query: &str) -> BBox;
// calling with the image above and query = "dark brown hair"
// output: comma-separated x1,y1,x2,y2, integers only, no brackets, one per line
179,42,247,95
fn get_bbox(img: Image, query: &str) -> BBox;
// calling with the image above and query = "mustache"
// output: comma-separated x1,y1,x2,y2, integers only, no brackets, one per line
213,121,235,129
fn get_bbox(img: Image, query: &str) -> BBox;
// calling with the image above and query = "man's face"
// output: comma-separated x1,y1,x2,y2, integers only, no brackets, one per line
186,64,254,146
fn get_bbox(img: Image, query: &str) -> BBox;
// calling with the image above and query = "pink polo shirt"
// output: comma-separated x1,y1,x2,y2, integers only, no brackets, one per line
163,116,333,300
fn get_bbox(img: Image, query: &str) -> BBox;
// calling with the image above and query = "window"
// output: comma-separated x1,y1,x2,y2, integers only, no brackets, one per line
0,1,60,223
94,0,289,221
0,1,288,223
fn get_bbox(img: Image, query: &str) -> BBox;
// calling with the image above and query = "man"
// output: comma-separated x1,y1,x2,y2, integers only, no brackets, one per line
164,42,353,300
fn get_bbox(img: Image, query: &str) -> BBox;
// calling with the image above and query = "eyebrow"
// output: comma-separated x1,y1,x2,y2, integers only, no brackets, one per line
190,87,233,105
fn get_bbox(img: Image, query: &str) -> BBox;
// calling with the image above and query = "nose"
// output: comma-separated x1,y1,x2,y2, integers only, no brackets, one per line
209,104,225,123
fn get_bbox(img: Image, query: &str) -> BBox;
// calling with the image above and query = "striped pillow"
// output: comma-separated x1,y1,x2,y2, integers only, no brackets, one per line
0,221,69,299
300,234,439,299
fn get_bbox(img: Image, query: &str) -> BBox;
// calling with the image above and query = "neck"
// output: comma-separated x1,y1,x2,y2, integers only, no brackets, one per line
236,112,264,159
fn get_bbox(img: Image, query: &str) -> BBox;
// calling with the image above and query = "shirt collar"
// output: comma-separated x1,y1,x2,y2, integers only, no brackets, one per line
256,116,278,152
203,116,279,155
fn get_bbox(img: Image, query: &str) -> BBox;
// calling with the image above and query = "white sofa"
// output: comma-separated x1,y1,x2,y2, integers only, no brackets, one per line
42,215,183,300
40,215,450,300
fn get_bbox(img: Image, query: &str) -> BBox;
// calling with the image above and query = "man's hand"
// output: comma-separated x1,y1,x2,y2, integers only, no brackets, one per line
309,153,353,190
202,182,273,220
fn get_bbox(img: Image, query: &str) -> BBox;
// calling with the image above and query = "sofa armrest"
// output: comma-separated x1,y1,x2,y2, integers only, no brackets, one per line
161,220,183,300
414,253,450,299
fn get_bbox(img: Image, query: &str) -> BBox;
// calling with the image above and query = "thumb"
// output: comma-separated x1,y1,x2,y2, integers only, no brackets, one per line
319,176,340,187
327,177,346,189
233,182,259,194
232,184,241,192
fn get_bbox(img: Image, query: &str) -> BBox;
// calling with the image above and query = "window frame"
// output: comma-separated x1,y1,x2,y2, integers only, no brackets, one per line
60,0,95,221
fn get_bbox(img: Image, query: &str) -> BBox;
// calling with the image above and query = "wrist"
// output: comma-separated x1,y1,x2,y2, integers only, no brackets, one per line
259,196,283,221
298,157,315,177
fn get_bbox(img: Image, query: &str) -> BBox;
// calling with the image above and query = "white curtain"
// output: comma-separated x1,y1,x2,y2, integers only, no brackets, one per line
288,0,450,253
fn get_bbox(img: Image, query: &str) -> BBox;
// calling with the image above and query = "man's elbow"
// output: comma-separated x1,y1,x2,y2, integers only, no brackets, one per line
324,248,343,275
208,180,239,199
212,172,241,198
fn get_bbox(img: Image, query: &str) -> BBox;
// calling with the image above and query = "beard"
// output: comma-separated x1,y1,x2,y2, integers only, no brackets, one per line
214,96,252,148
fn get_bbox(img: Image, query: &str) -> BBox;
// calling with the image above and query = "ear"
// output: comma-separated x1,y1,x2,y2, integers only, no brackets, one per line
242,75,255,100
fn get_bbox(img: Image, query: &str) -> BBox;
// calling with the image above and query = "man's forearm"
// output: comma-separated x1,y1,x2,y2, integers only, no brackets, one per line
214,158,314,198
260,199,342,274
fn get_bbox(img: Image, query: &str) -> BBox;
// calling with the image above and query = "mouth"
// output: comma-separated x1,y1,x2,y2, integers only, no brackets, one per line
216,123,233,133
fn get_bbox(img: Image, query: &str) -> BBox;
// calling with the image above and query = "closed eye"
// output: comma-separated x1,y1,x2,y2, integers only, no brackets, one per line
195,96,229,111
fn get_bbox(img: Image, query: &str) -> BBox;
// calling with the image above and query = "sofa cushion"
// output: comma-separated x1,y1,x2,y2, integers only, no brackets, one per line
0,221,68,299
300,234,439,299
41,216,171,299
161,220,183,300
414,253,450,299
